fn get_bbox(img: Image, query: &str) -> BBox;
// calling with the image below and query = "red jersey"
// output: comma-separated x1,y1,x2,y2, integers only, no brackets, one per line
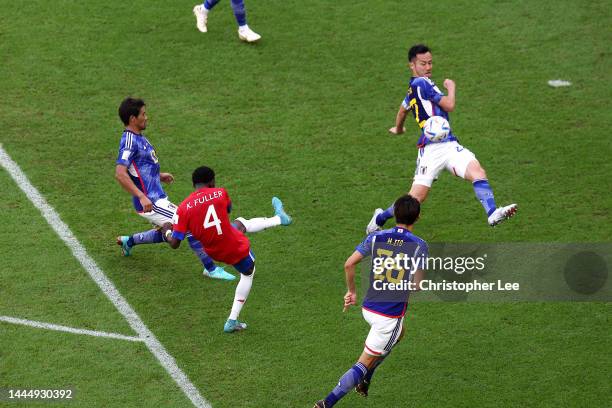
172,187,250,265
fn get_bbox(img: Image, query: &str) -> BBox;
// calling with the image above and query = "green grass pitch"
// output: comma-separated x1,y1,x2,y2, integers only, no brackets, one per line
1,0,610,407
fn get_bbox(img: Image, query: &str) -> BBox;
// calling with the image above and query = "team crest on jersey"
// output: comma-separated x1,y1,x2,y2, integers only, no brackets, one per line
150,149,159,164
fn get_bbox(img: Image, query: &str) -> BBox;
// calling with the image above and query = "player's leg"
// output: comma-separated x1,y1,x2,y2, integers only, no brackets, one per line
314,355,376,408
232,196,292,233
366,147,440,233
446,144,517,226
314,310,401,407
116,206,171,256
193,0,221,33
224,251,256,333
187,234,236,281
233,0,261,42
356,325,406,397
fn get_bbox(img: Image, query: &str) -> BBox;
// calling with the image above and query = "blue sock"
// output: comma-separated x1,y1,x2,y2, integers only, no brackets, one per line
230,0,247,26
187,234,216,272
324,362,367,407
375,204,394,227
473,179,497,216
203,0,220,11
131,229,164,245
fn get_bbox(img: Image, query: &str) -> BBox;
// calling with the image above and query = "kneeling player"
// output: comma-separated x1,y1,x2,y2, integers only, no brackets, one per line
163,166,274,333
314,195,427,407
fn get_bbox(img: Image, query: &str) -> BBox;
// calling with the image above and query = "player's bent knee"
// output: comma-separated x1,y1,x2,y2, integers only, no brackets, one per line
241,264,255,276
233,217,247,233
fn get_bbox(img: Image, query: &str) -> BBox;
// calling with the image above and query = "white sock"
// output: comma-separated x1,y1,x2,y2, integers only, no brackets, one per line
229,270,254,320
236,216,281,233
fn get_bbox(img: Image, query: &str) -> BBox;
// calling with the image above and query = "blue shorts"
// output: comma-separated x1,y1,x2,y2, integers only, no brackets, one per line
233,250,255,274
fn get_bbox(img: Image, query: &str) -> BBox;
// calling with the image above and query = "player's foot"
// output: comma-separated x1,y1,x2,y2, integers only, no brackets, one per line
116,235,133,257
224,319,247,333
313,401,327,408
355,379,370,397
238,25,261,43
272,197,292,226
366,208,383,234
193,4,208,33
487,203,518,227
203,266,236,281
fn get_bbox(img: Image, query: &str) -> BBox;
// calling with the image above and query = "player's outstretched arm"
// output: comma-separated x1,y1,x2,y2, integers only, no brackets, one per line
343,251,363,311
115,164,152,212
389,104,410,135
438,79,456,112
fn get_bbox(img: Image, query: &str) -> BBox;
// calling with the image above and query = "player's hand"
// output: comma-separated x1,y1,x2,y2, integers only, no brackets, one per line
389,126,405,135
443,79,456,91
343,291,357,312
160,222,173,241
139,196,153,213
160,173,174,184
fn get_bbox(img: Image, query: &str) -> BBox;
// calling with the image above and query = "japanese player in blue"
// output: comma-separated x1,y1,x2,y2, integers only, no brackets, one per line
114,97,291,281
367,44,517,234
314,195,427,408
193,0,261,43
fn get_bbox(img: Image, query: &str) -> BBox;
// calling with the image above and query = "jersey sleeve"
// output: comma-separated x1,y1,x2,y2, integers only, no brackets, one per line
171,204,188,241
413,78,443,104
116,134,136,167
355,234,375,257
401,92,411,110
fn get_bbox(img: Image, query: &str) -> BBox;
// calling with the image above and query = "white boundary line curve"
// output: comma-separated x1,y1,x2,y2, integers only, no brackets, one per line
0,145,211,408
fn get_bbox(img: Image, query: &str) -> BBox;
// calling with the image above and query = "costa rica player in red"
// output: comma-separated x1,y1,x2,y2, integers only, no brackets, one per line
163,165,291,333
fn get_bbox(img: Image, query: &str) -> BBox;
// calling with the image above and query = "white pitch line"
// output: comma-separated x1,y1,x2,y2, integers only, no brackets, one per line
0,316,144,343
0,145,211,408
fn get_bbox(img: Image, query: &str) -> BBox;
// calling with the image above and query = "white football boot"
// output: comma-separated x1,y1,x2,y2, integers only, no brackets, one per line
366,208,384,234
193,4,208,33
238,25,261,43
488,204,518,227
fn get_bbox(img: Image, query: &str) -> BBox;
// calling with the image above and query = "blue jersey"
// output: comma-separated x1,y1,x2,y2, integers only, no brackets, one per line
356,227,428,318
116,130,167,211
402,76,458,147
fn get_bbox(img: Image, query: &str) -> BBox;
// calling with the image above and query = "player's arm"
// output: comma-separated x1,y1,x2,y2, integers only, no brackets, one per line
343,250,364,311
389,103,411,135
438,79,456,112
161,222,182,249
160,172,174,184
114,164,152,212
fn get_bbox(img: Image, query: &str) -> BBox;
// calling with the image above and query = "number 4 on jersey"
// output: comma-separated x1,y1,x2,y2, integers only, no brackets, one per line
203,205,223,235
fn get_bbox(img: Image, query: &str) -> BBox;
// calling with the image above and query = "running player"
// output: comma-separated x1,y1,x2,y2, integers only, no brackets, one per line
193,0,261,43
368,44,517,233
314,195,427,407
114,97,290,281
163,166,284,332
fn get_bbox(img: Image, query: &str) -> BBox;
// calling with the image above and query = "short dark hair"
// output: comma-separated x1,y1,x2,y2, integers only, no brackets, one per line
192,166,215,187
118,97,145,125
394,195,420,225
408,44,431,62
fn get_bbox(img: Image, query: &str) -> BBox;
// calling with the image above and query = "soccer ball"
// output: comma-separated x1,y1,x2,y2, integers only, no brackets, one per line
423,116,450,142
